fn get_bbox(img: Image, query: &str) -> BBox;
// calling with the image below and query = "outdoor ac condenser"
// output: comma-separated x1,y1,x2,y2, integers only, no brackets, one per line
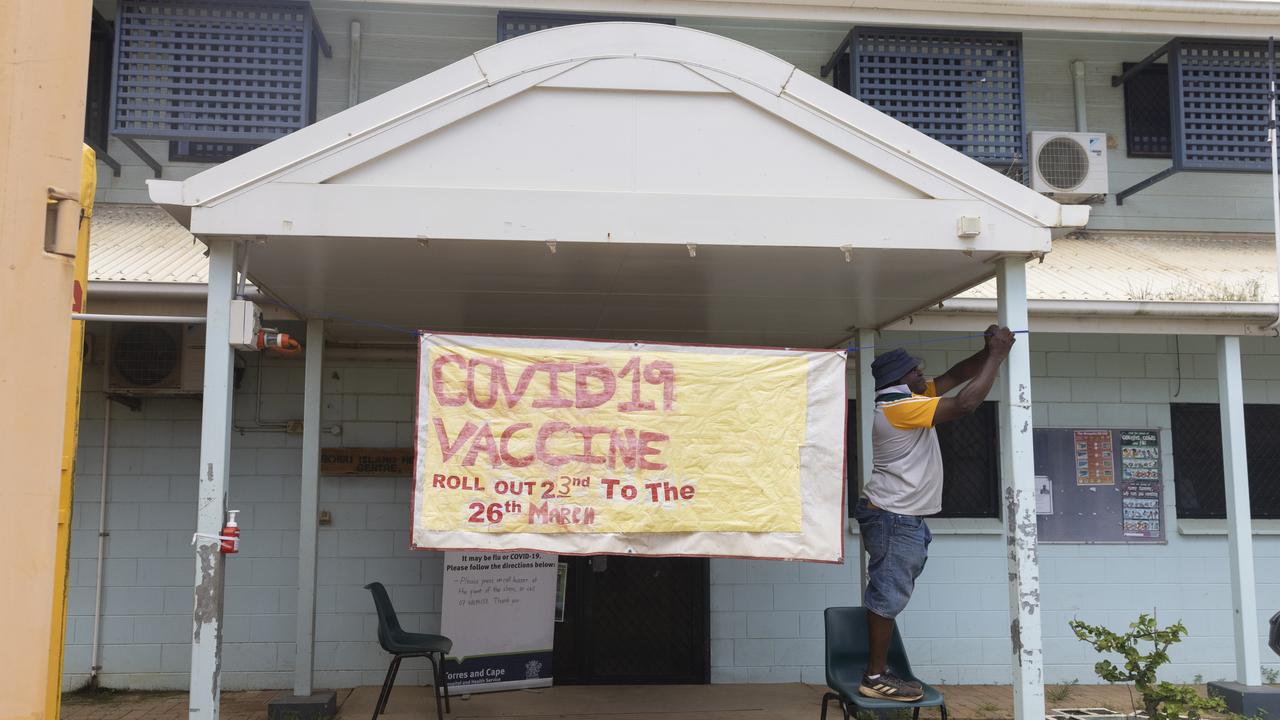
1029,131,1109,202
106,322,205,395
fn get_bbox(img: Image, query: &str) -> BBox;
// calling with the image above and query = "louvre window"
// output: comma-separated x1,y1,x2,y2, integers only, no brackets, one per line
498,11,675,42
1114,39,1280,202
1121,62,1172,159
847,401,1000,519
1171,403,1280,519
86,10,114,149
169,141,258,163
110,0,328,165
827,28,1026,168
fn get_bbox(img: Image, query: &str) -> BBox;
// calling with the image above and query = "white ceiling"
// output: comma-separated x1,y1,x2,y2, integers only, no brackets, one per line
247,235,1001,345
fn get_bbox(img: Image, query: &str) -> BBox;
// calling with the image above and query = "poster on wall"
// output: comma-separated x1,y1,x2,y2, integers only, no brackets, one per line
411,332,847,561
441,551,558,693
1035,428,1165,544
1073,430,1115,486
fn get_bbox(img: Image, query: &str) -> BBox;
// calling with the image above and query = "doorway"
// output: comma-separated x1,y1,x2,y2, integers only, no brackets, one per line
553,555,709,684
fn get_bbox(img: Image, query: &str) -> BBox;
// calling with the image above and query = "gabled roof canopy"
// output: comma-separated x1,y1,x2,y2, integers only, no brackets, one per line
151,22,1088,346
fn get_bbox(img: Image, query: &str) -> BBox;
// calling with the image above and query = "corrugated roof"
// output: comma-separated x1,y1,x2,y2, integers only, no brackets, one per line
88,204,1278,305
959,231,1279,303
89,203,208,283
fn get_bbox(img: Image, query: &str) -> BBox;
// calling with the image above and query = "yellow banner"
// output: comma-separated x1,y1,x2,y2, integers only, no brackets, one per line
415,335,821,536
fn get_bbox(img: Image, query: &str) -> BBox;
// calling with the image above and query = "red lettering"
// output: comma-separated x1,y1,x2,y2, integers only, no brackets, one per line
532,362,575,409
431,355,466,407
637,431,668,470
432,473,447,488
535,421,571,466
575,362,616,408
499,422,534,467
644,360,676,411
434,418,478,463
680,484,695,500
616,356,655,412
462,422,500,467
466,359,503,409
570,425,611,465
601,477,620,499
607,428,639,469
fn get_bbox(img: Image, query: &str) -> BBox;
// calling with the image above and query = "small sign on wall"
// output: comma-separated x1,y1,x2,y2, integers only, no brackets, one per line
320,448,414,476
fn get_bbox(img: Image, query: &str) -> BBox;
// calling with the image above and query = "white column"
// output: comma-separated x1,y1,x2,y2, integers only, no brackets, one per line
294,319,325,696
854,328,876,592
189,238,237,720
1217,335,1262,686
996,257,1043,720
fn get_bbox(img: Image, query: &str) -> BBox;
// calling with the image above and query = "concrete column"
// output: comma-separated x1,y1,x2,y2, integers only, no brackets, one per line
853,328,875,592
295,319,325,696
1217,335,1262,686
996,257,1043,720
190,238,237,720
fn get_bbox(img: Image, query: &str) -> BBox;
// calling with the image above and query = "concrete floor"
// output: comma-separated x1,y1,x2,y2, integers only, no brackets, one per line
59,682,1162,720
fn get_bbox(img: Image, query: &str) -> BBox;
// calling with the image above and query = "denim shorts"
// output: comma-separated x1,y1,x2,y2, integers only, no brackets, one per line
854,498,931,619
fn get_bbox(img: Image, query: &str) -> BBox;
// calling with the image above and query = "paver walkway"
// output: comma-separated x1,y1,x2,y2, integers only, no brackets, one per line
59,683,1169,720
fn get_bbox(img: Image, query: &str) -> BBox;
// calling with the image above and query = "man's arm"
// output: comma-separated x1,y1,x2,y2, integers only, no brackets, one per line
932,324,999,396
932,326,1014,425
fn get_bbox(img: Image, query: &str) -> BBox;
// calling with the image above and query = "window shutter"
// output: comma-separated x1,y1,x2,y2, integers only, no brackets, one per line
849,28,1026,168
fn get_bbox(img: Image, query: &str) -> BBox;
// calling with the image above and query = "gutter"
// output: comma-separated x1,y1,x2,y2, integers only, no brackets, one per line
932,298,1278,322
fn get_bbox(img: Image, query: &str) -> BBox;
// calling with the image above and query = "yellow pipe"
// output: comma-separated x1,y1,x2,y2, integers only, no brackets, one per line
45,144,97,718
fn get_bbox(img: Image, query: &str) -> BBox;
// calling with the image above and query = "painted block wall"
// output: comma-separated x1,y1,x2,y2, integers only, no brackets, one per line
88,1,1280,237
64,332,1280,690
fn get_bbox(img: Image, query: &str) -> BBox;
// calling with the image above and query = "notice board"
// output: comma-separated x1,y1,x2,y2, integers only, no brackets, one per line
1033,428,1165,544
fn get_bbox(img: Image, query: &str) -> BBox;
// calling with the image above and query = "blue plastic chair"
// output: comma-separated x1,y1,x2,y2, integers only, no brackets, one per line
821,607,948,720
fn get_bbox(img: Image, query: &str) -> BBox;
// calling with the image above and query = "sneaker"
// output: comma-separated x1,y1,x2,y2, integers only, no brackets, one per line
859,671,924,701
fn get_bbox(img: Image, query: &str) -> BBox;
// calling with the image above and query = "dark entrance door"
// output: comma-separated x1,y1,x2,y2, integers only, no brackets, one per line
552,555,709,684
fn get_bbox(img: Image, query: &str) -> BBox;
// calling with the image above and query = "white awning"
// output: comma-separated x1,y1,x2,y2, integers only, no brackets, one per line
148,22,1088,345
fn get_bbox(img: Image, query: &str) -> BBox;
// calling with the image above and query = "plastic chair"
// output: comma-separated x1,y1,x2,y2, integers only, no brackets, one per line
365,582,453,720
821,607,948,720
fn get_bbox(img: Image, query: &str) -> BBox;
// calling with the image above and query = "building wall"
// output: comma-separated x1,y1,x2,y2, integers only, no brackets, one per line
89,2,1280,241
63,332,1280,690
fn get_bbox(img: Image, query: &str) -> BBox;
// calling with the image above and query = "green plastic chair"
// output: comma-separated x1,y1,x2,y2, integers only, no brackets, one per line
821,607,949,720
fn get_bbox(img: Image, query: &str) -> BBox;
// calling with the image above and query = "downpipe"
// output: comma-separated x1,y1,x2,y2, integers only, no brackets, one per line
88,396,111,688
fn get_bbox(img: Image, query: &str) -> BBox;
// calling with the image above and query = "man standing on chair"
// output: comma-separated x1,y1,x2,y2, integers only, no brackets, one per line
855,325,1015,701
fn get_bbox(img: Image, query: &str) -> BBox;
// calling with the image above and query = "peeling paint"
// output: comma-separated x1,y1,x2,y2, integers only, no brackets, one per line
1018,383,1028,405
1010,619,1022,661
192,542,220,641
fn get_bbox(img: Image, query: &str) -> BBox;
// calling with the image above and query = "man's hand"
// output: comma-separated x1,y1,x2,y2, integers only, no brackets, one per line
987,326,1015,358
983,324,1000,350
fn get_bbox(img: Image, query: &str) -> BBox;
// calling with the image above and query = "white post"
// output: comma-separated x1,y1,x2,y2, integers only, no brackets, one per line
189,238,237,720
294,319,325,696
854,328,876,592
1217,335,1262,686
996,257,1043,720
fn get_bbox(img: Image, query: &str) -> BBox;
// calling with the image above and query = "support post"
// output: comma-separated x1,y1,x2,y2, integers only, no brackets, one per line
295,319,325,695
268,319,337,720
1217,336,1262,686
853,328,876,593
189,238,237,720
996,257,1043,720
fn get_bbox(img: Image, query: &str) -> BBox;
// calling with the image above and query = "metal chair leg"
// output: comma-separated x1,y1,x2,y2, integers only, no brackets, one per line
940,706,948,720
913,708,920,720
438,653,451,713
373,655,403,720
426,654,444,720
820,691,836,720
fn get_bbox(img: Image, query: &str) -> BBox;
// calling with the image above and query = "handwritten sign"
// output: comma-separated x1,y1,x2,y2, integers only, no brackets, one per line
411,333,846,561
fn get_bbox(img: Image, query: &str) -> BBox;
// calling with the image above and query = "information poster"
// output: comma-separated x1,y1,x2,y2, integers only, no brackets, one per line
441,551,558,693
1034,428,1165,543
1119,430,1162,538
411,332,847,561
1074,430,1115,485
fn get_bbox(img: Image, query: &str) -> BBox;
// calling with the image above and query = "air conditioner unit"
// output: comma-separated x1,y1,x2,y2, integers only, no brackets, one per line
106,323,204,395
1029,131,1108,202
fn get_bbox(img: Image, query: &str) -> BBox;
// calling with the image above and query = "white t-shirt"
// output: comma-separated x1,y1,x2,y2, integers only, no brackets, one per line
865,381,944,516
